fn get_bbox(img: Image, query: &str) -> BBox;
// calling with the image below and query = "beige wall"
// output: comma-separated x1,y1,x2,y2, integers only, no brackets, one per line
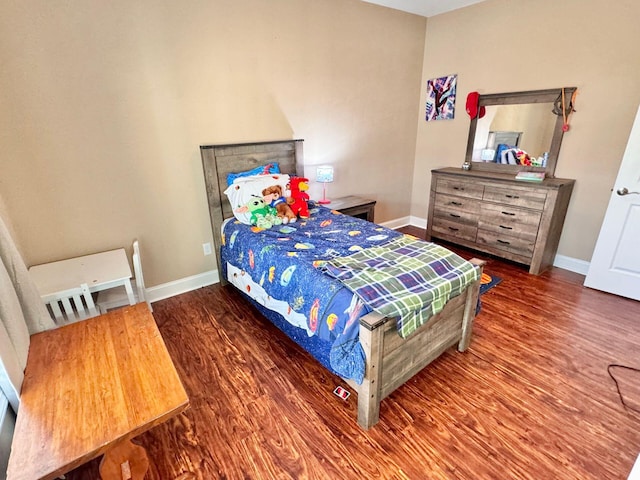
0,192,22,258
6,0,632,290
0,0,425,286
413,0,640,262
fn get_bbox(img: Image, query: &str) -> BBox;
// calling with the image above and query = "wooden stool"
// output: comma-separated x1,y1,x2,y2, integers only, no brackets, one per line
99,438,150,480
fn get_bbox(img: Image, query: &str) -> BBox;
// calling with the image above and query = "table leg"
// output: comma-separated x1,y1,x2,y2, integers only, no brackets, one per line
124,279,136,305
99,438,149,480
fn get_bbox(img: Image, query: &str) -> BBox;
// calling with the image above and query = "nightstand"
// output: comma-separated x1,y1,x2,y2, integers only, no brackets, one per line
327,195,376,222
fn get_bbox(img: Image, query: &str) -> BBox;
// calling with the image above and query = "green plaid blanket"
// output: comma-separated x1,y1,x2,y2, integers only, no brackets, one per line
323,235,480,338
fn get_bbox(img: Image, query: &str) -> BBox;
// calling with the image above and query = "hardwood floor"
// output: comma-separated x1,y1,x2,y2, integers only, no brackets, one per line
66,229,640,480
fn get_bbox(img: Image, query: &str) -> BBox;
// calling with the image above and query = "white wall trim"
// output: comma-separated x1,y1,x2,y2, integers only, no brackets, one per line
379,215,427,230
146,270,219,303
552,254,590,276
409,215,427,230
378,216,411,230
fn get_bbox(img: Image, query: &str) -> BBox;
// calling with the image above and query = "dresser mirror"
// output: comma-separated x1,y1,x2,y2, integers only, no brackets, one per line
465,87,576,178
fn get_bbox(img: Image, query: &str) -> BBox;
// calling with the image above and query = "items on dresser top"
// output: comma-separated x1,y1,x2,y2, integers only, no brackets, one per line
515,171,546,182
426,168,574,275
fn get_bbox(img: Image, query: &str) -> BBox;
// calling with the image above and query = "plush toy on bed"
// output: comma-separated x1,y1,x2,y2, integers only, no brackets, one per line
235,196,282,229
262,185,297,224
287,177,310,219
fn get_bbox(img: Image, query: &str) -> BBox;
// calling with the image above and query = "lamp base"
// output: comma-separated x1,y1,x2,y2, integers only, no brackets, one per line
318,182,331,204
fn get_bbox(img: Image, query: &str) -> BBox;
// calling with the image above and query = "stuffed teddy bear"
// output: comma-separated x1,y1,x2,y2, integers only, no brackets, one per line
262,185,297,224
235,196,282,229
287,177,310,219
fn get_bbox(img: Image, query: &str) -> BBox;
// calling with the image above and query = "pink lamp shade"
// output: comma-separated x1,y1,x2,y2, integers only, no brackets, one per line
316,166,334,204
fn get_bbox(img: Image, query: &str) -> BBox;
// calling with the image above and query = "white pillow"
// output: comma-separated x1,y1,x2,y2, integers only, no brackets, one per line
224,174,290,225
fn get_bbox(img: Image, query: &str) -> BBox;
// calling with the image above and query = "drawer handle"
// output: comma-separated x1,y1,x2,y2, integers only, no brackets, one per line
505,194,520,199
453,186,465,191
501,211,516,216
450,201,462,206
449,213,461,218
448,227,459,232
499,225,513,230
497,239,511,245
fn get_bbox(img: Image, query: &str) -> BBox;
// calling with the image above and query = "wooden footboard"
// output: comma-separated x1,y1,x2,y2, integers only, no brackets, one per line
344,258,485,429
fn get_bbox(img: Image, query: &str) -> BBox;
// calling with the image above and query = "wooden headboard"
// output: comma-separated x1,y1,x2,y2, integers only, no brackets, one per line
200,139,304,278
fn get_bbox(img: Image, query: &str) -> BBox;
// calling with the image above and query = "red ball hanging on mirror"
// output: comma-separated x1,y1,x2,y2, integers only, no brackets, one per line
466,92,486,119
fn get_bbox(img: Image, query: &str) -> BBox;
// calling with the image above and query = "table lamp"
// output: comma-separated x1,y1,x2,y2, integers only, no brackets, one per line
316,166,334,204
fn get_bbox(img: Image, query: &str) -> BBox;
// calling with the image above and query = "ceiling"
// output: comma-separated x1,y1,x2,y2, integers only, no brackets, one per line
361,0,487,18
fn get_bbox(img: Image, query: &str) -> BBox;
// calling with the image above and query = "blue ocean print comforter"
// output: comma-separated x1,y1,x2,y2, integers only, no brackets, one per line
220,202,403,383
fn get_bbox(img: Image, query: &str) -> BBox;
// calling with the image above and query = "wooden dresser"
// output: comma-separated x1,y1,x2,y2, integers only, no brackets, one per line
426,168,575,274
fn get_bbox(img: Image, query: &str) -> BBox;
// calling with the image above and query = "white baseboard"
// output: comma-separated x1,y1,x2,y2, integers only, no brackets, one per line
378,216,411,230
378,215,427,230
552,254,590,276
409,215,428,230
145,217,590,304
146,270,219,303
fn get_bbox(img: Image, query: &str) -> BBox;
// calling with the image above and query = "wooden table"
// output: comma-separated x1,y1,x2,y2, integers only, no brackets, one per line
6,303,189,480
29,248,136,306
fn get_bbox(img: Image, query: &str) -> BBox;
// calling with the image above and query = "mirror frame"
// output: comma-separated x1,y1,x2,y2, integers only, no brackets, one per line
464,87,576,178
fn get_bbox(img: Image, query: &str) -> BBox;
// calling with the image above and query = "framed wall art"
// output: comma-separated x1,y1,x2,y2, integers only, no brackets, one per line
425,74,457,121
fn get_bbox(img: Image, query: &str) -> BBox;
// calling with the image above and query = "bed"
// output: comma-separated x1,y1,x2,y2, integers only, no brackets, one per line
200,139,484,429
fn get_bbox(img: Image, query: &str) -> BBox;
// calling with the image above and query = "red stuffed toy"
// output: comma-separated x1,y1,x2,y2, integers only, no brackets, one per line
287,177,310,219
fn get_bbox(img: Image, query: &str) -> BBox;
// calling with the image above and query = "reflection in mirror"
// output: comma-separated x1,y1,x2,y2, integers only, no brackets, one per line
471,103,556,166
464,87,576,177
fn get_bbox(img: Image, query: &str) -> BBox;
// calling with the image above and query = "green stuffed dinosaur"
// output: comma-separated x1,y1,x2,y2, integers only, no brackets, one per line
235,196,282,229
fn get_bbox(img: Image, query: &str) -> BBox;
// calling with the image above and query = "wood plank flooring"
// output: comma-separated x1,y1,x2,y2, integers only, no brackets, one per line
66,229,640,479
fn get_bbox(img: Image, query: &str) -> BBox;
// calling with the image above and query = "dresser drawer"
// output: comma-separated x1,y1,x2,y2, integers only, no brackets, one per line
483,185,547,210
436,178,484,200
434,194,480,226
434,193,481,213
434,206,478,226
478,203,541,241
432,218,477,242
476,229,535,258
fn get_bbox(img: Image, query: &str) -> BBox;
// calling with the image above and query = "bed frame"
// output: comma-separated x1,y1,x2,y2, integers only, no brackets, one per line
200,139,484,429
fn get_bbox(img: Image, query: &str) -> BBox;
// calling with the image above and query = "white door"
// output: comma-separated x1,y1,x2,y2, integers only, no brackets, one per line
584,105,640,301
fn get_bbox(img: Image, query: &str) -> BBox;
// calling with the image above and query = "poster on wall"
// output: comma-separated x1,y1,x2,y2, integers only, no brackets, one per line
425,74,457,121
